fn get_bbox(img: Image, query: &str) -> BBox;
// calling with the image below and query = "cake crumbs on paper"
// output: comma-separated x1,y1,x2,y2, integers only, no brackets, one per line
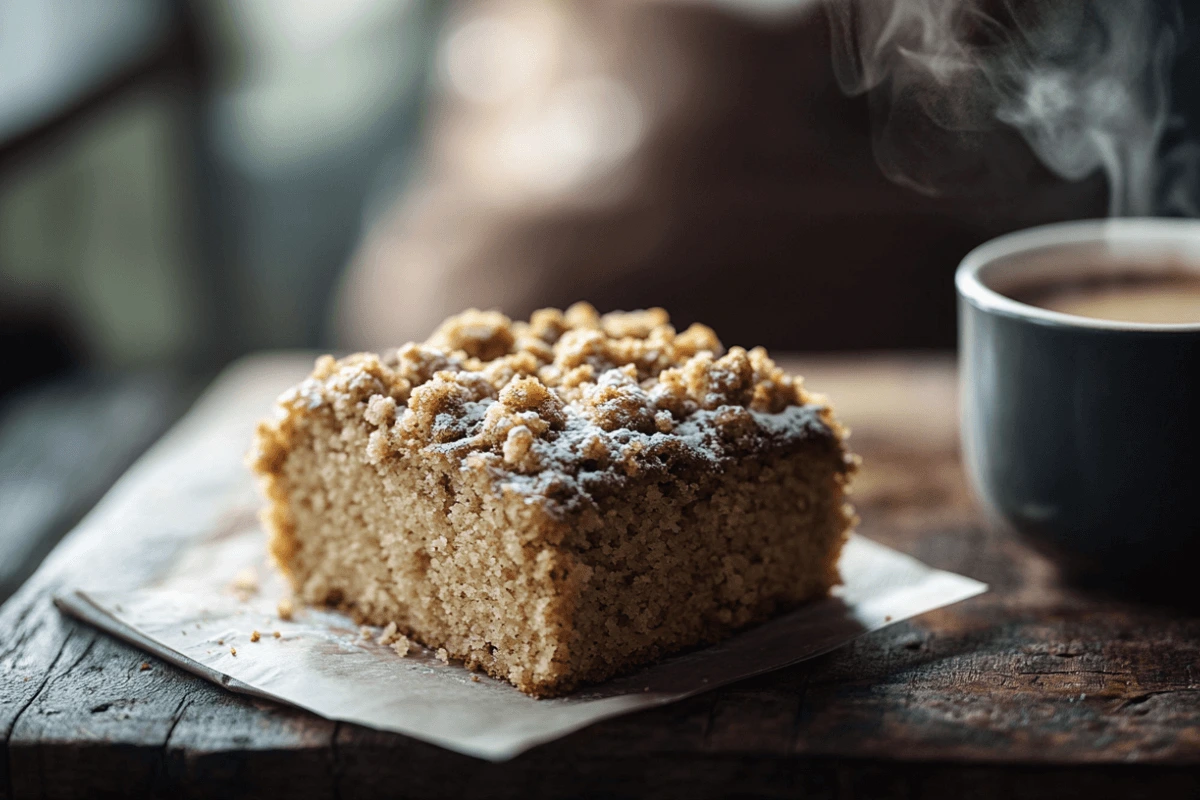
277,597,295,621
376,622,399,646
273,630,281,639
885,615,893,622
250,630,261,642
471,675,480,683
391,635,411,657
436,647,450,664
360,626,373,640
217,639,225,645
230,647,237,656
140,662,150,671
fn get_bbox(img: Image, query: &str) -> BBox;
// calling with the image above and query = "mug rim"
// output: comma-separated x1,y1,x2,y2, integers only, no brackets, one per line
955,217,1200,332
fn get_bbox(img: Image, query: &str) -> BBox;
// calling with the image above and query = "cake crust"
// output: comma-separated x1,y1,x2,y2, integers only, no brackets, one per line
251,304,856,696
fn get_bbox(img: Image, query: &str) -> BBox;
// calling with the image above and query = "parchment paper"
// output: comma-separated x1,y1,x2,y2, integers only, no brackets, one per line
57,521,985,761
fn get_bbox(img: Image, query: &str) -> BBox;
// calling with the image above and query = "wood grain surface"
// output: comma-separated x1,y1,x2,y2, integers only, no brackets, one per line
2,353,1198,800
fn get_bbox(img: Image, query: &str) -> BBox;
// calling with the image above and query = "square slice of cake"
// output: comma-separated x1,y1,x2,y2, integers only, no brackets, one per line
250,304,856,696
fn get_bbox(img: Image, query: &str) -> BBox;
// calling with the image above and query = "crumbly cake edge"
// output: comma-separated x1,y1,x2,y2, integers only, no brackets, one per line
248,304,859,694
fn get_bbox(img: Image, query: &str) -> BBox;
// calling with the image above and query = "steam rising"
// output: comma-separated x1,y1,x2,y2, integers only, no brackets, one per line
827,0,1187,216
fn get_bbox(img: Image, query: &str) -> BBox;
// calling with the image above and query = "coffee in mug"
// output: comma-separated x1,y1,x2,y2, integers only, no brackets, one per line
1006,271,1200,324
956,219,1200,602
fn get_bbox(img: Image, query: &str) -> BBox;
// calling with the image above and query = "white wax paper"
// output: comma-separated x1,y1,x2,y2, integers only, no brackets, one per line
58,524,984,761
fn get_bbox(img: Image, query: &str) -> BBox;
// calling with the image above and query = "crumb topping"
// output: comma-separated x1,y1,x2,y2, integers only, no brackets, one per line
252,304,847,510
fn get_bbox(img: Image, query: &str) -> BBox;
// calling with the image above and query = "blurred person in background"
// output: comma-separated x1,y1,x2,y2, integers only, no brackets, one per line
337,0,1120,352
11,0,1196,403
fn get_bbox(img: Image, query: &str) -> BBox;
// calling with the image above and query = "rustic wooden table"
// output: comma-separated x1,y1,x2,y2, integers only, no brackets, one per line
2,353,1198,799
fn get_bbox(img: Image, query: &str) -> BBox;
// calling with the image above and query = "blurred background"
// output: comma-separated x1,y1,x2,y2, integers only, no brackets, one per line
1,0,1195,597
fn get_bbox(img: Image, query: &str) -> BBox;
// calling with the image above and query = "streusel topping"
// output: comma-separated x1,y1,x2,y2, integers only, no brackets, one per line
254,304,846,508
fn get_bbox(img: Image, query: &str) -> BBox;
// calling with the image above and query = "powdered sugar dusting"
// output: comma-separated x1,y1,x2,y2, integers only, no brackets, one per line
251,304,848,511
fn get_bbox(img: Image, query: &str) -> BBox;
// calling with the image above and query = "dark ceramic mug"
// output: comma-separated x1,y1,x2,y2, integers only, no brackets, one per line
957,219,1200,592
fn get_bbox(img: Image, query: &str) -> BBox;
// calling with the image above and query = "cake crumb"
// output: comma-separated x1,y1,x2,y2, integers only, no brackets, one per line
277,597,295,621
230,647,237,656
391,635,411,657
217,639,224,645
436,647,450,664
273,630,282,638
231,567,259,599
376,621,399,646
140,662,150,671
250,630,261,642
360,626,372,640
471,675,480,683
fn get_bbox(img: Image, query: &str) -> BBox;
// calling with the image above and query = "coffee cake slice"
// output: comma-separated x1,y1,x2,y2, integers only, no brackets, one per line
250,304,856,696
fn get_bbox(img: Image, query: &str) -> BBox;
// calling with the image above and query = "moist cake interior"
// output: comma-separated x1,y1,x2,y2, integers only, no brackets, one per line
252,304,856,696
